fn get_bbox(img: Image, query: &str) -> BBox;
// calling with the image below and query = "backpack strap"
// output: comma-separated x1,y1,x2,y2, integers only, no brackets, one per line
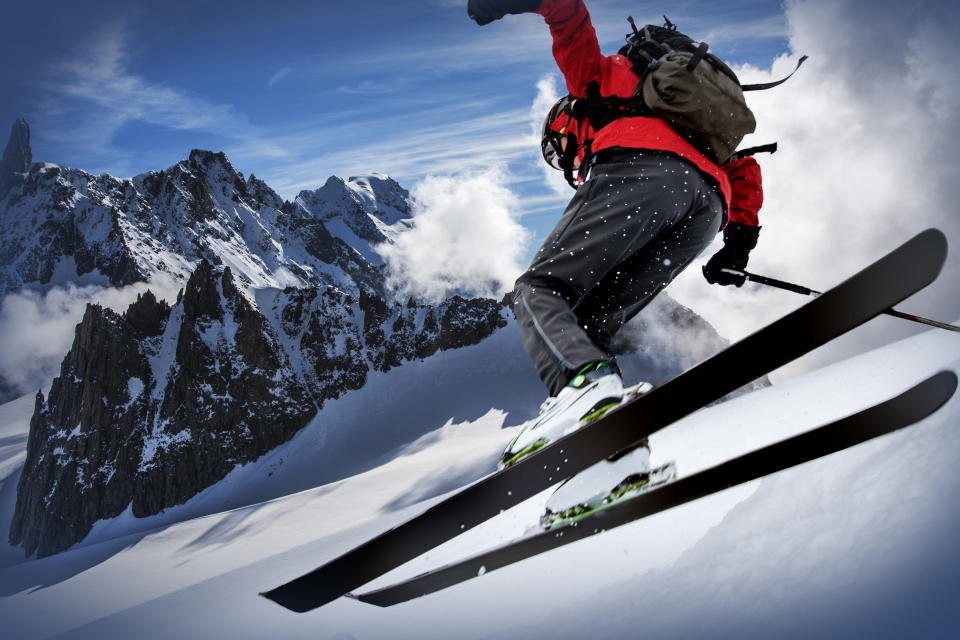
686,42,710,72
742,56,809,91
560,133,580,189
728,142,778,162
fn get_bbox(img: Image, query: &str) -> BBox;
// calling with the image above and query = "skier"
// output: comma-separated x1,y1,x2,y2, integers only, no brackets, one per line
468,1,765,486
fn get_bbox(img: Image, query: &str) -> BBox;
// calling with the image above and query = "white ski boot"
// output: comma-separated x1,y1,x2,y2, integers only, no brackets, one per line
540,443,677,529
500,362,651,469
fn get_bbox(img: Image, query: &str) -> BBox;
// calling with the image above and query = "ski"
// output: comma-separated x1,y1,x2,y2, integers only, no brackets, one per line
261,229,947,612
352,370,957,606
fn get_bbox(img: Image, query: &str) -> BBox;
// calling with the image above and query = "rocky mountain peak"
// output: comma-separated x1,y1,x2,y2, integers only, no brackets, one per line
293,173,413,264
245,173,285,210
187,149,239,178
2,118,31,174
125,291,171,340
346,173,412,225
1,118,32,198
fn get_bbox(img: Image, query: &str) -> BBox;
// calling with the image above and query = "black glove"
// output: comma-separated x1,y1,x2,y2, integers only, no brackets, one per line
702,222,760,287
468,0,542,26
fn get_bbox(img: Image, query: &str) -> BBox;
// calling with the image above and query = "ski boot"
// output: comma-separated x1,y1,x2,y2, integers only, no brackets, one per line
500,361,651,469
540,442,677,529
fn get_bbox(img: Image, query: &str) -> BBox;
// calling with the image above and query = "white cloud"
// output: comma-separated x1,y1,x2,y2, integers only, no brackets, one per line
257,102,536,199
34,19,290,173
267,66,293,88
665,0,960,378
48,21,249,135
528,73,577,197
377,168,531,303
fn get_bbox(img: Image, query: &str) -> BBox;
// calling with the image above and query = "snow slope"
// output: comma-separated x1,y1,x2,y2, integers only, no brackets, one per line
1,325,958,639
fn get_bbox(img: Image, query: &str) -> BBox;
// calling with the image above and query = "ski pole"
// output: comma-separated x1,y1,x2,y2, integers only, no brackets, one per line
721,268,960,333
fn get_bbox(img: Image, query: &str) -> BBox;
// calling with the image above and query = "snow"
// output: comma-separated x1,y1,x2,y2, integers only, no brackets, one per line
0,325,958,639
138,424,193,472
325,216,385,266
0,394,33,567
124,378,144,410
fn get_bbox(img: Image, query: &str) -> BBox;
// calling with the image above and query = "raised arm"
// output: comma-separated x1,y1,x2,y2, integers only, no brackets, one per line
468,0,608,97
535,0,606,97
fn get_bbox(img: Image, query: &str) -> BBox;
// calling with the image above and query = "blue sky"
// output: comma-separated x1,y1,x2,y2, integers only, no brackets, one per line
2,0,790,236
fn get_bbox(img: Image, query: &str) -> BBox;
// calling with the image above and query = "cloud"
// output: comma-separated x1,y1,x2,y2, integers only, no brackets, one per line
256,101,536,199
664,0,960,378
528,73,578,198
31,18,291,173
0,275,182,399
267,66,293,88
47,20,249,135
377,167,531,303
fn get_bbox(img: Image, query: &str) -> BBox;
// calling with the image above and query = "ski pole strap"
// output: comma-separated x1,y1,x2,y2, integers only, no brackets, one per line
723,268,960,332
741,55,808,91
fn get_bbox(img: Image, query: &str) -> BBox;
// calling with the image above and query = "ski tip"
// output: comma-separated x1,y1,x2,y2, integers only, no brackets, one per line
917,227,947,245
913,228,948,270
929,370,958,408
260,587,324,613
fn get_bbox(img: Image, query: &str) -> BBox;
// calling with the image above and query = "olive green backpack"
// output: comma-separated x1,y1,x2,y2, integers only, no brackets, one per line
577,16,805,165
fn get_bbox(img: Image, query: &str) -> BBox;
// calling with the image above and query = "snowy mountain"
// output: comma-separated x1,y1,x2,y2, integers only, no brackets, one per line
0,119,740,559
0,315,957,639
0,121,413,297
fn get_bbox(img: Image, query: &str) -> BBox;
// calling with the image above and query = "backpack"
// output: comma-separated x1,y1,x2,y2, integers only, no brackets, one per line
574,16,806,165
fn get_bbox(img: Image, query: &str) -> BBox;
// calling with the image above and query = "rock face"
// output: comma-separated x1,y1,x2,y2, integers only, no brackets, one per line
8,259,508,557
278,287,507,402
8,264,312,557
11,300,159,558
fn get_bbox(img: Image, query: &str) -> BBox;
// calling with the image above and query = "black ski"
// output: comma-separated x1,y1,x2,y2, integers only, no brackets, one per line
352,370,957,606
261,229,947,612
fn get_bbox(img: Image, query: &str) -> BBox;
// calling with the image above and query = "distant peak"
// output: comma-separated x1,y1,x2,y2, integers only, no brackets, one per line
188,149,233,170
2,118,32,174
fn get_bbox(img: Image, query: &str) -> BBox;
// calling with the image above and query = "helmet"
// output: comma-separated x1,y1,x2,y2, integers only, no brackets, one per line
540,95,578,172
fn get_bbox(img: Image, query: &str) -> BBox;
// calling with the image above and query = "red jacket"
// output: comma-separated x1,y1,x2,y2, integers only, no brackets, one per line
536,0,737,212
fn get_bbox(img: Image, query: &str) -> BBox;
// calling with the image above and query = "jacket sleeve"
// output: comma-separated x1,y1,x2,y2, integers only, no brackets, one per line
535,0,605,96
723,156,763,226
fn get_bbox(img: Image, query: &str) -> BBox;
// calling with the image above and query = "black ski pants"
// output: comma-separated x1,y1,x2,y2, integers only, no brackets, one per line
513,150,723,396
